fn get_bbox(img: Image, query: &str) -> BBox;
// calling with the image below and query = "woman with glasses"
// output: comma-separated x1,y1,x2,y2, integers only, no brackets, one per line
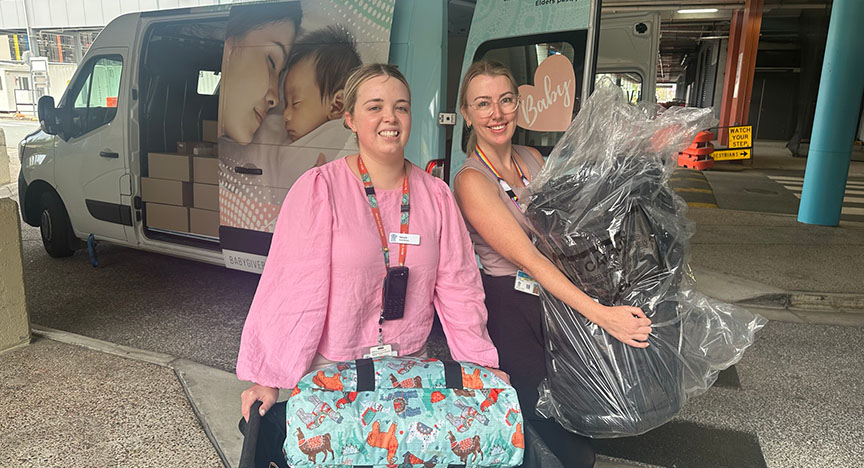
453,60,651,467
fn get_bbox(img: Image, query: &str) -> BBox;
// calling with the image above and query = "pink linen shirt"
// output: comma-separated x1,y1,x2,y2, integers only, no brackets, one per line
236,157,499,389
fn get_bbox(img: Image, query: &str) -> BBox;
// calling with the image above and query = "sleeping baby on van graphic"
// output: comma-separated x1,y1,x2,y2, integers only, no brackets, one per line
227,26,362,190
282,25,362,149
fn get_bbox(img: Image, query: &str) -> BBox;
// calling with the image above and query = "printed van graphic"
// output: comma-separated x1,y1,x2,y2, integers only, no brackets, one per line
217,0,396,250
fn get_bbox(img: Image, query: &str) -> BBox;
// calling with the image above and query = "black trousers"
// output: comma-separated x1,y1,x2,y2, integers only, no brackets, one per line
483,273,596,468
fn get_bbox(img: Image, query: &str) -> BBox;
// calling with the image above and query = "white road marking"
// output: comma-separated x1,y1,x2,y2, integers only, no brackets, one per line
841,206,864,216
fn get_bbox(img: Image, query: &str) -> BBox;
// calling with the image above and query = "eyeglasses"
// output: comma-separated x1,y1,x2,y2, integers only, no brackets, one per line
468,94,520,118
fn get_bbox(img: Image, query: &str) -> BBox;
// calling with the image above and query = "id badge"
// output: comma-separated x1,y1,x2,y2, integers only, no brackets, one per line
363,344,399,359
514,270,540,296
389,232,421,245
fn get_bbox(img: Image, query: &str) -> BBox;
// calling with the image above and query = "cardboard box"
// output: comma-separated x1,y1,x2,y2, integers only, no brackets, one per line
193,156,219,184
193,146,215,157
146,203,189,232
190,208,220,238
202,120,218,143
148,153,191,181
193,183,219,211
141,177,192,206
176,141,214,155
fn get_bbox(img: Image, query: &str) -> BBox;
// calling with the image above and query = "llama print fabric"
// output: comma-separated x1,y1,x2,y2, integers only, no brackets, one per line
283,357,524,467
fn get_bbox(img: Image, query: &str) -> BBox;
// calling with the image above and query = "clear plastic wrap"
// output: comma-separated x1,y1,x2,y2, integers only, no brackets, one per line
524,81,767,438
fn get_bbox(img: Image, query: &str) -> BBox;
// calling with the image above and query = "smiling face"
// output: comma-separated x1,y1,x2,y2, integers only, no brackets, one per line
221,21,296,145
343,75,411,163
461,74,518,149
282,56,340,143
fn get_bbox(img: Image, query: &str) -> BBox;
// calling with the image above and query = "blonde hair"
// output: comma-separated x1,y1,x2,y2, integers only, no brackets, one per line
458,60,519,151
343,63,411,129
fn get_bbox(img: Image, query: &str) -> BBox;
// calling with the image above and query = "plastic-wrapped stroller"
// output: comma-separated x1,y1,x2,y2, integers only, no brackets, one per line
525,81,766,438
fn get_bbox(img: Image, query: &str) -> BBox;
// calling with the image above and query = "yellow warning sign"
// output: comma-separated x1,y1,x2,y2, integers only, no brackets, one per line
728,125,752,149
712,149,751,161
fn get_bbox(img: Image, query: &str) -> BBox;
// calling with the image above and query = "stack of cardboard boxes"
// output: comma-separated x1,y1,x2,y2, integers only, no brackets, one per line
142,120,220,238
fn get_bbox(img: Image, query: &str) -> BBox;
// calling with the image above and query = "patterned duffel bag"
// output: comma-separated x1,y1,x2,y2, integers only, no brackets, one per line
282,356,525,467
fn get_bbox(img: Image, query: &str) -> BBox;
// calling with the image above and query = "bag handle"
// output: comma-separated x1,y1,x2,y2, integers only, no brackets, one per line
442,359,463,389
356,358,375,391
353,358,464,391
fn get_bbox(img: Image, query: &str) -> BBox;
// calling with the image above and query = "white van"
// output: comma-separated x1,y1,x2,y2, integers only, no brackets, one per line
18,0,657,273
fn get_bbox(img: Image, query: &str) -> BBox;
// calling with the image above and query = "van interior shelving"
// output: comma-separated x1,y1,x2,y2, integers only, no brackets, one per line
139,19,225,250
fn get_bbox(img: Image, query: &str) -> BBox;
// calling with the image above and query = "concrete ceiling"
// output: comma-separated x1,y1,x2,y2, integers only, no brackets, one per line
602,0,832,82
448,0,832,84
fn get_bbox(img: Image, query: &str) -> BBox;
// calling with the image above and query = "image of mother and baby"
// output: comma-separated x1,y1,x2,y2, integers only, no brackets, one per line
218,2,365,232
225,3,651,467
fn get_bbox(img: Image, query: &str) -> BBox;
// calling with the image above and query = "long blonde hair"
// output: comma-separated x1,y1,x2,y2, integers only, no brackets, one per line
458,59,519,151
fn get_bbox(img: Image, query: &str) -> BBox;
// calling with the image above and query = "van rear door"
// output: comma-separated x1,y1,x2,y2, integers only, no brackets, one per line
54,47,131,242
448,0,599,183
596,12,661,104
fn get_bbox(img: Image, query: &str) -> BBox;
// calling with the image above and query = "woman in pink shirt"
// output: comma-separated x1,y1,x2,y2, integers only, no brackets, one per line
237,64,506,424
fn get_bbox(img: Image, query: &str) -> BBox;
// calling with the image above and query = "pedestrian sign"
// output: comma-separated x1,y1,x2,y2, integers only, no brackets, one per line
712,148,751,161
728,125,752,149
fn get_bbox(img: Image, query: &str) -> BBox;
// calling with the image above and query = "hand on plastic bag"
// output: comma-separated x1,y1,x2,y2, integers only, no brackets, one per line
591,304,653,348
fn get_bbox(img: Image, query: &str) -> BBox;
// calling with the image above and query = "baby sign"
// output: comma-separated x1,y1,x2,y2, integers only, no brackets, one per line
517,54,576,132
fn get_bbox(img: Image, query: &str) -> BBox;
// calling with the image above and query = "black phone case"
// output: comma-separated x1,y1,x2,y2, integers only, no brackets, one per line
382,266,409,320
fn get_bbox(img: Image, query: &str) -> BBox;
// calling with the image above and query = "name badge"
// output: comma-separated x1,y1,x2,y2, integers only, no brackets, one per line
363,344,399,359
514,270,540,296
389,233,421,245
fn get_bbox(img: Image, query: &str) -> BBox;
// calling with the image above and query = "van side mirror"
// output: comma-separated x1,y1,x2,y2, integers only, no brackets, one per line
38,96,60,135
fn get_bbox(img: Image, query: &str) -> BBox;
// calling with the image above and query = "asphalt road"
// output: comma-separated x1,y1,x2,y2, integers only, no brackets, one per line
16,221,864,467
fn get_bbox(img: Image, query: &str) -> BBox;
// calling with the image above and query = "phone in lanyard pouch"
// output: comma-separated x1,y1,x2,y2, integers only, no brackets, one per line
382,266,409,320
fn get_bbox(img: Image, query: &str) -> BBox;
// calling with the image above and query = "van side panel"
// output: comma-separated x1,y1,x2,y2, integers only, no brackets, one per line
389,1,447,170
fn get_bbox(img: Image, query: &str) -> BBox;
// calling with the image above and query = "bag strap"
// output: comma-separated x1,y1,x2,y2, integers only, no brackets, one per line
355,358,375,392
354,358,463,390
441,359,463,389
355,466,465,468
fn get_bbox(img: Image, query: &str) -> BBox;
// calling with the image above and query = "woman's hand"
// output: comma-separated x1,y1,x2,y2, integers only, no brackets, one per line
590,305,653,348
241,383,279,422
487,367,511,385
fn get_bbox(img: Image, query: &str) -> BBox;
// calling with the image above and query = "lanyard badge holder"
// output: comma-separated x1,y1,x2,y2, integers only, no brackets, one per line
474,146,540,295
358,156,410,358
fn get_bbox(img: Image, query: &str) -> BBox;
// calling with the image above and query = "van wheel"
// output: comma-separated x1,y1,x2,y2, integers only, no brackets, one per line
39,192,76,258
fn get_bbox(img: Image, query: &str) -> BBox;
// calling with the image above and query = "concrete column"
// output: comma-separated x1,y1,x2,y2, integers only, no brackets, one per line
73,33,83,64
718,10,743,146
798,0,864,226
0,128,10,186
0,198,31,353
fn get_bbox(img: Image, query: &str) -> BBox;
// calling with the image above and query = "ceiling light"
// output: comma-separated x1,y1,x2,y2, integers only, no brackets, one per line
677,8,719,14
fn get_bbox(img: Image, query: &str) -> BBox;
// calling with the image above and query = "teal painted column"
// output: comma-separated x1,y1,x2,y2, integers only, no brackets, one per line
798,0,864,226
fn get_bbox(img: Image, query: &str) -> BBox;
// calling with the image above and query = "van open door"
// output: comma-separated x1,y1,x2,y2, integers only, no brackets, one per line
448,0,600,182
596,12,661,104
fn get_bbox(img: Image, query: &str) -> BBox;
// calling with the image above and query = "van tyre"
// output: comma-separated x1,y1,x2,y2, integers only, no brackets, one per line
39,191,77,258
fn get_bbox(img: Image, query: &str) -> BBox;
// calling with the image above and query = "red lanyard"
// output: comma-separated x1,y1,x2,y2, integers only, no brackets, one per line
474,145,529,209
358,155,410,268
